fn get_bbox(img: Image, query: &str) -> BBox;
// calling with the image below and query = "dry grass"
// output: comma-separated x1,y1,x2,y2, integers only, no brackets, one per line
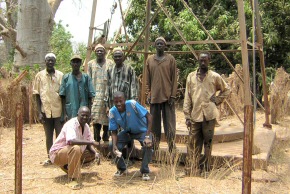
1,113,290,193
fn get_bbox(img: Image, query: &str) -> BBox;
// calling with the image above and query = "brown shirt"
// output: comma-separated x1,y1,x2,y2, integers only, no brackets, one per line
183,69,230,122
146,54,177,104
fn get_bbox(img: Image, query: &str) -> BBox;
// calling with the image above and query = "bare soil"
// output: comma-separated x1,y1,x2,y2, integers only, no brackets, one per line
1,111,290,194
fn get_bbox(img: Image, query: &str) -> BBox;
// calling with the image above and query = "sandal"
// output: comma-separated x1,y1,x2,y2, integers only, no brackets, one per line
43,159,52,166
66,181,82,190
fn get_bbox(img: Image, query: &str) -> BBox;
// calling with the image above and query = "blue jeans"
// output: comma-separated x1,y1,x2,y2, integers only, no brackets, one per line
115,130,153,173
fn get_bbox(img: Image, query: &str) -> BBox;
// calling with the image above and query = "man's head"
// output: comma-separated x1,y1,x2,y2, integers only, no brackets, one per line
154,37,167,53
113,91,126,112
94,44,106,60
77,106,90,126
112,47,124,66
70,54,82,72
45,53,56,72
198,52,211,71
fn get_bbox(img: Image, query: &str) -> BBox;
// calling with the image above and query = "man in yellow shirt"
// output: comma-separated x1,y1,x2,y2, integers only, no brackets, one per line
33,53,63,165
183,52,230,175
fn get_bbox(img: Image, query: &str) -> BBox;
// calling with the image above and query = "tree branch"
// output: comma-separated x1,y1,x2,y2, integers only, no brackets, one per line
48,0,63,17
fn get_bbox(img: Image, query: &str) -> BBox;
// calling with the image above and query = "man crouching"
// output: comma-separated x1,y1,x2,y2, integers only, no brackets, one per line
49,106,100,190
109,91,153,181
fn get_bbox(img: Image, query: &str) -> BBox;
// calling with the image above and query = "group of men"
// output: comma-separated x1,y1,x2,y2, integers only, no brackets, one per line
33,36,230,190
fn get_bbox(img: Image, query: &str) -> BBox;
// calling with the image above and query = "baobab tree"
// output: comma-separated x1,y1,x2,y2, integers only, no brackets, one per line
0,0,64,71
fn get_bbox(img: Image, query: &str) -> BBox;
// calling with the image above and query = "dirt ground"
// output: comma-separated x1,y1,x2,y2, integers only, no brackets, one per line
1,110,290,194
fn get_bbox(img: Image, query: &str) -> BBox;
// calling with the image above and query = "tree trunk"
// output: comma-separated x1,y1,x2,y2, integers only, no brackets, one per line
13,0,60,71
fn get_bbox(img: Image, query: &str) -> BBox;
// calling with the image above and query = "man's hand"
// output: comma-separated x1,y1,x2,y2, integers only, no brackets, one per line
210,94,216,104
91,141,99,147
143,136,152,148
106,107,110,116
38,113,44,124
168,97,175,107
185,119,191,128
146,96,151,105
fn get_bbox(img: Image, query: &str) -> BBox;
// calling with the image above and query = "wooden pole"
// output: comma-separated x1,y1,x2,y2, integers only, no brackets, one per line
238,0,253,193
118,0,128,42
253,0,272,129
83,0,98,73
15,103,23,194
141,0,151,106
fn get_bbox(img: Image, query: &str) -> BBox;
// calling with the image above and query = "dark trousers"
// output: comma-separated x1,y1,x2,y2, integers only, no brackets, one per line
43,115,63,156
93,123,109,142
186,119,215,173
115,131,153,173
150,101,176,153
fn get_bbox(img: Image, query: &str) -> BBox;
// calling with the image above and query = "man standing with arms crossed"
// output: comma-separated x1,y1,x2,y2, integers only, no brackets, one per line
33,53,63,165
88,44,113,144
146,37,178,153
183,52,230,175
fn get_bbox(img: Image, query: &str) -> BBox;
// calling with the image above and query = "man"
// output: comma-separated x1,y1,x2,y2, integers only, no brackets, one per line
105,47,139,109
59,55,95,122
146,37,177,153
183,52,230,175
109,91,153,181
33,53,63,165
49,106,99,190
88,44,113,143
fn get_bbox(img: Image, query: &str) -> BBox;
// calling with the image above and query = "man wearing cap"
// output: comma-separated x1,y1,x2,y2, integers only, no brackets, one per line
59,54,95,122
105,47,139,109
33,53,64,165
184,52,230,175
88,44,114,143
146,36,178,153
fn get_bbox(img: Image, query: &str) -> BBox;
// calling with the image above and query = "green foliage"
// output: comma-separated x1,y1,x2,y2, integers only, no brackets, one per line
49,21,73,73
123,0,290,92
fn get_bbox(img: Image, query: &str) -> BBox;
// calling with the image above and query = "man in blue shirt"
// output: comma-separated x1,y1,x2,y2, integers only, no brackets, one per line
109,91,153,181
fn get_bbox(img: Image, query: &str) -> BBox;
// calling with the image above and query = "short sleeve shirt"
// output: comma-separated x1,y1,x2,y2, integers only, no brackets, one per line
109,100,148,134
32,69,63,118
49,117,93,163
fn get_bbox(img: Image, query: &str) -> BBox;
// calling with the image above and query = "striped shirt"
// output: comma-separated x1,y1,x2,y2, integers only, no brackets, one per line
88,58,114,125
105,64,138,107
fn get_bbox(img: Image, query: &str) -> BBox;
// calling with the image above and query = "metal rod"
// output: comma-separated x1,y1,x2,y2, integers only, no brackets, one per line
124,0,164,59
181,0,264,111
156,0,198,59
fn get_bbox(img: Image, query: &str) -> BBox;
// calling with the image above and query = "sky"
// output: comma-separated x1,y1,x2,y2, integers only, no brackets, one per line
54,0,128,45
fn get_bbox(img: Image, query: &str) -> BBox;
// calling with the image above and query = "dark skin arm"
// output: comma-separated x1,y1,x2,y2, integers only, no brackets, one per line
35,94,44,123
68,139,99,154
61,96,68,122
143,113,153,147
111,130,118,154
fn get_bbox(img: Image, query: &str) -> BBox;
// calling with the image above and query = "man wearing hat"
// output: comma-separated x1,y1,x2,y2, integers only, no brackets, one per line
88,44,114,143
146,36,178,153
33,52,64,165
105,47,139,109
59,54,95,122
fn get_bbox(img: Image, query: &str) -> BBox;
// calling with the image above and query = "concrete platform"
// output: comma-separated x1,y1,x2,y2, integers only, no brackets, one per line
134,127,276,170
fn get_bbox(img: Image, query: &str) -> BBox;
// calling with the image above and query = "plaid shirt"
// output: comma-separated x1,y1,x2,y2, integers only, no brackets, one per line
105,64,138,107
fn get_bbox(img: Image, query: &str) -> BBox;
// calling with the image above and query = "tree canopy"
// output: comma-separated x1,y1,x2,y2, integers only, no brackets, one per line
121,0,290,85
